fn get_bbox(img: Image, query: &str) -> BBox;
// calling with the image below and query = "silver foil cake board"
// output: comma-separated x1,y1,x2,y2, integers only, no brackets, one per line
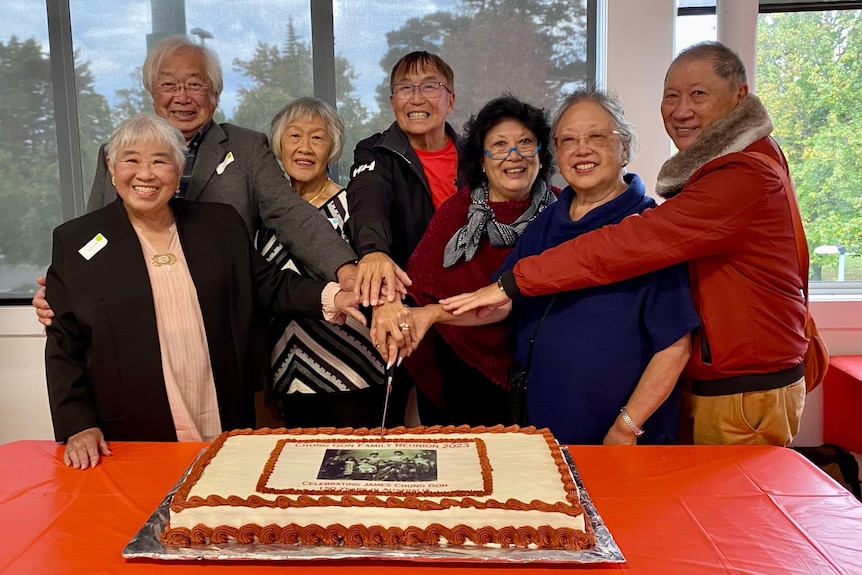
123,446,624,564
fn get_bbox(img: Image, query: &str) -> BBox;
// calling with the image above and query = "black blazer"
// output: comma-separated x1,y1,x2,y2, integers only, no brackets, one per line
45,199,327,442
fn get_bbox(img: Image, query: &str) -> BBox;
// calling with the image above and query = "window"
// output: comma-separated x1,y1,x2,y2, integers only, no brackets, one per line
333,0,591,182
757,10,861,288
67,0,315,188
0,2,59,300
676,1,862,291
0,0,595,300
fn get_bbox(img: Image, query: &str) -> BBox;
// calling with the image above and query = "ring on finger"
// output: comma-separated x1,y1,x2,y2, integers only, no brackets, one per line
399,322,410,331
65,445,74,453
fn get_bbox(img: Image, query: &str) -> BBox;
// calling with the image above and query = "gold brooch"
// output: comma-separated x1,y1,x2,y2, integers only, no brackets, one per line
151,253,177,267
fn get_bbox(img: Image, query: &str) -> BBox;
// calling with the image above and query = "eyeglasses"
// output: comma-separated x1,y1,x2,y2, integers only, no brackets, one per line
156,81,210,95
555,130,620,152
390,82,451,100
483,142,541,161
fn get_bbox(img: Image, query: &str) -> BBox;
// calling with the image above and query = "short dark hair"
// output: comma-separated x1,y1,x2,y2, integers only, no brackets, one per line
390,51,454,90
668,41,747,85
459,94,554,191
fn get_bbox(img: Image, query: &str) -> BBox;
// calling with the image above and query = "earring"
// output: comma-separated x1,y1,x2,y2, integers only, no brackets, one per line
111,176,115,186
622,160,628,167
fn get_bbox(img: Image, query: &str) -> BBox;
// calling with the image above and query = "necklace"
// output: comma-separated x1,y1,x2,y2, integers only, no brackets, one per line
151,253,177,267
305,179,330,205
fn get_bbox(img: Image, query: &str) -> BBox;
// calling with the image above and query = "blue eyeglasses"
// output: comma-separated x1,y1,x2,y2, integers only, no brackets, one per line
483,143,542,161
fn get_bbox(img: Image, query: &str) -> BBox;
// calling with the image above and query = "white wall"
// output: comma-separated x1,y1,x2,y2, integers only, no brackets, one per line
606,0,676,198
1,0,859,446
0,307,54,442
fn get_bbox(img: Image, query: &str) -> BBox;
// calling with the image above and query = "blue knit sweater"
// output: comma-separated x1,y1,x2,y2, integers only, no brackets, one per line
498,174,700,444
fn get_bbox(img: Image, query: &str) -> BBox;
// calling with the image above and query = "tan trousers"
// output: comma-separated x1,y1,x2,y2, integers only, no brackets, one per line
687,377,806,446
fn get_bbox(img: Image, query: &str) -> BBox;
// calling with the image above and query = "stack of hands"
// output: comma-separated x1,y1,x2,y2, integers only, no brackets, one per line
354,252,510,365
351,252,416,365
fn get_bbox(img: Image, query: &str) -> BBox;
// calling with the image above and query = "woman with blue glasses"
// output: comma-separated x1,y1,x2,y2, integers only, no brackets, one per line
371,94,557,426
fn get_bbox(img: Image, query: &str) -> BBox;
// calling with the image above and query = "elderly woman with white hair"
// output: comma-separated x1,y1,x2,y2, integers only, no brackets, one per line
258,97,385,429
45,114,363,470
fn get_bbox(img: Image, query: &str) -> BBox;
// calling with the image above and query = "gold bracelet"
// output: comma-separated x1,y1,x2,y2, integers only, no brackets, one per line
620,406,645,437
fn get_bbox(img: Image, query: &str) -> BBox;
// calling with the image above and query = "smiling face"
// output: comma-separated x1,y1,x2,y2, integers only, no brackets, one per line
107,138,181,223
389,64,454,151
279,114,332,188
661,58,748,151
554,100,627,198
480,118,540,202
151,47,219,142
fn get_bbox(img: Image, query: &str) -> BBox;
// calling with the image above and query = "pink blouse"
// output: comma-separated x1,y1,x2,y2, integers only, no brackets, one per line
134,224,221,441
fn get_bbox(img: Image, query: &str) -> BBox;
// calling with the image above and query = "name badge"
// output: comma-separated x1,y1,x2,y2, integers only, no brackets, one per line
216,151,235,175
79,233,108,260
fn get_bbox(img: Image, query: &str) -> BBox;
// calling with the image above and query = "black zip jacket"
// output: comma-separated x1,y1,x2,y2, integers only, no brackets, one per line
346,121,464,268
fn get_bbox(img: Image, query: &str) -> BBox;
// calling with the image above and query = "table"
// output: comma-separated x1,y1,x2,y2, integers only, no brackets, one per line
1,441,860,574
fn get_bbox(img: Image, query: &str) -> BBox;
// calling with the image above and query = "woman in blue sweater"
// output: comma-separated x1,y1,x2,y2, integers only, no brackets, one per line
498,89,700,444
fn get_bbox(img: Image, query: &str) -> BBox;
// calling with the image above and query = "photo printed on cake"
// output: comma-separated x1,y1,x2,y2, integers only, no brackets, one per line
317,449,438,481
259,438,492,497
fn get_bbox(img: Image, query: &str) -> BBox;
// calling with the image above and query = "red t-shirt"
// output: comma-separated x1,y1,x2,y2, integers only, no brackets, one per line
415,139,457,209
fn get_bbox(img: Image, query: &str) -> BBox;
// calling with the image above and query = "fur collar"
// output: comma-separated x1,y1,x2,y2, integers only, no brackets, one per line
655,95,773,198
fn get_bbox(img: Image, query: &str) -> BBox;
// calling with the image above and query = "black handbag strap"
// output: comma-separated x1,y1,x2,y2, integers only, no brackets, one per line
523,295,557,373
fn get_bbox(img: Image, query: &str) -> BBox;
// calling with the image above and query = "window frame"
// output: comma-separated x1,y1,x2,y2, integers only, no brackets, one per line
676,0,862,298
679,0,862,15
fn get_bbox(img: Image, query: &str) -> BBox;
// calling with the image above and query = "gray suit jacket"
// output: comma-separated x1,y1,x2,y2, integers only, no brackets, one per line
88,121,355,280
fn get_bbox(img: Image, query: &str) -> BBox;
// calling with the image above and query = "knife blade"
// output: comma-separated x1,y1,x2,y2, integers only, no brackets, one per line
380,350,400,437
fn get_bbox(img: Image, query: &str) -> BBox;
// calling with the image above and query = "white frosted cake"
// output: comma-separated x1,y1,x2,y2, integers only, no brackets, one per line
161,425,594,550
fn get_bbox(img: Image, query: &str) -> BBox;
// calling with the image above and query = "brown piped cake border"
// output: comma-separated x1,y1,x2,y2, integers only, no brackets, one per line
161,425,594,549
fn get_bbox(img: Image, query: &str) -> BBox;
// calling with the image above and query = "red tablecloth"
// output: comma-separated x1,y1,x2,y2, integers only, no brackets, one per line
1,440,860,574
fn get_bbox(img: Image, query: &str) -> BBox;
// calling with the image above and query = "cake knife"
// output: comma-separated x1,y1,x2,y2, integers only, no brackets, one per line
380,349,400,437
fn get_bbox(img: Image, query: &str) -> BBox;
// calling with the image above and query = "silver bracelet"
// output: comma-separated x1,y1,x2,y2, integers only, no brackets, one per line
620,406,645,437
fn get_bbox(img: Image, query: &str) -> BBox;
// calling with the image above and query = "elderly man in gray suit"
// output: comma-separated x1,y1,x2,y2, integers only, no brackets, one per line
34,36,356,325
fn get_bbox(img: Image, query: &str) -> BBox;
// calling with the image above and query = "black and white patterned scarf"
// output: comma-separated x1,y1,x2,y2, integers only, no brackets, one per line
442,180,555,268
